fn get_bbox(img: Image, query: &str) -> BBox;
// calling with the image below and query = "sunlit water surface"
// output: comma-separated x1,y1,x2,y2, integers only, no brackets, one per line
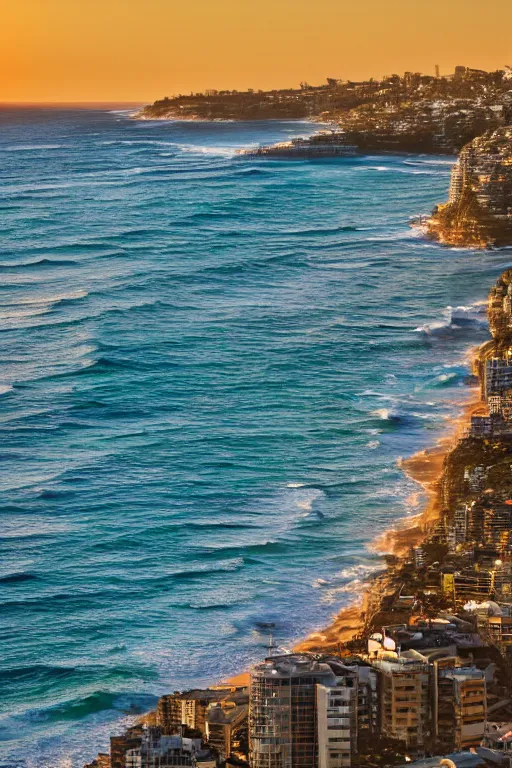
0,108,509,767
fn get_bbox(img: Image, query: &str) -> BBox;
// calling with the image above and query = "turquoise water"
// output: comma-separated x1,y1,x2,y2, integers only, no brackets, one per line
0,108,508,767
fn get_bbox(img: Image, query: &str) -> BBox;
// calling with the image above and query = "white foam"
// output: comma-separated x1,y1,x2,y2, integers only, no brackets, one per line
5,144,63,152
2,289,88,307
337,563,381,580
293,488,325,513
178,144,237,157
312,578,330,588
0,305,51,321
108,109,139,116
371,407,397,420
361,390,396,400
414,300,486,335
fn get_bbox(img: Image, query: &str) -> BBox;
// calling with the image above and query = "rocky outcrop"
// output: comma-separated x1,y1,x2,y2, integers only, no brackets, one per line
427,127,512,247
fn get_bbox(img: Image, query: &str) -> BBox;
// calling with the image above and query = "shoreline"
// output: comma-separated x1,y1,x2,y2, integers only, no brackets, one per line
135,394,484,700
132,112,321,124
86,267,512,766
141,377,484,688
294,382,483,655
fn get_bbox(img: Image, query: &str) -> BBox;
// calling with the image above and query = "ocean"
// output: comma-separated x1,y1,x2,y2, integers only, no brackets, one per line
0,107,509,767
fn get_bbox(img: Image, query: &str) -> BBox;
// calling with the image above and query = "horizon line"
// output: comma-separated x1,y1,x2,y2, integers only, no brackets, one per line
0,100,148,107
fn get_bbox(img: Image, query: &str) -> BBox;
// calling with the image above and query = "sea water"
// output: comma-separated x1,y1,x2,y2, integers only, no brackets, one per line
0,107,509,767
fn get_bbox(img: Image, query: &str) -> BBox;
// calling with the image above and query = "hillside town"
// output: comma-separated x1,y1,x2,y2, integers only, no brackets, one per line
138,66,512,154
84,270,512,768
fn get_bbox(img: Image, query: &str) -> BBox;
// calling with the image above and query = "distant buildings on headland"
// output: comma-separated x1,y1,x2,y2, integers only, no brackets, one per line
137,65,512,156
85,270,512,768
139,64,512,246
237,131,358,159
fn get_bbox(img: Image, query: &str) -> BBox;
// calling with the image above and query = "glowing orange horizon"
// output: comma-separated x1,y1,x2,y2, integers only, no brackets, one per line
2,0,512,103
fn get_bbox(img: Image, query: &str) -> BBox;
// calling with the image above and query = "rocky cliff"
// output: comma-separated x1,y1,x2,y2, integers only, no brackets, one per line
427,127,512,247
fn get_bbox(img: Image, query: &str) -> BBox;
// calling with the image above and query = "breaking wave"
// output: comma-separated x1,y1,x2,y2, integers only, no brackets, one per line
415,302,487,335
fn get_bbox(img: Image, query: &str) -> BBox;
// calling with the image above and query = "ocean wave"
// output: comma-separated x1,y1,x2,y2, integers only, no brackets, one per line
0,664,79,685
21,689,158,723
361,389,397,400
107,109,140,116
362,165,390,172
4,144,63,152
169,558,244,580
174,521,260,532
177,144,238,157
0,291,88,324
234,166,270,177
414,302,487,336
51,291,89,307
45,355,138,380
337,563,383,580
313,562,386,604
38,489,76,500
0,572,37,584
0,306,52,325
199,540,286,559
403,158,455,167
371,407,402,422
177,598,245,611
284,225,359,236
0,258,77,270
428,371,460,387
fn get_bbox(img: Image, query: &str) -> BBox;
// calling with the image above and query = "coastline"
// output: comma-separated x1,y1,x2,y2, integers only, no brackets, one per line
132,110,321,123
295,381,483,655
140,375,485,687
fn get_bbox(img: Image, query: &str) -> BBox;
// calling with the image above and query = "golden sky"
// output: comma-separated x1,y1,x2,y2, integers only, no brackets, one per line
2,0,512,103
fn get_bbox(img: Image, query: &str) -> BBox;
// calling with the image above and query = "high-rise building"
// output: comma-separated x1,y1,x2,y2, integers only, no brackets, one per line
124,729,203,768
110,727,144,768
483,504,512,551
454,506,469,544
371,656,430,751
484,358,512,397
433,662,486,752
156,689,229,739
249,654,359,768
317,662,358,768
349,663,379,743
157,693,183,735
206,697,248,760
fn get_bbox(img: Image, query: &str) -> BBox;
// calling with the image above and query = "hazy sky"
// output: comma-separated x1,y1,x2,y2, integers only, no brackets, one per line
3,0,512,103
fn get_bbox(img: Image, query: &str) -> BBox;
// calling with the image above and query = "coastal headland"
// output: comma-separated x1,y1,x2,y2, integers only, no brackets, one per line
139,66,512,247
85,270,512,766
136,66,512,155
425,127,512,248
